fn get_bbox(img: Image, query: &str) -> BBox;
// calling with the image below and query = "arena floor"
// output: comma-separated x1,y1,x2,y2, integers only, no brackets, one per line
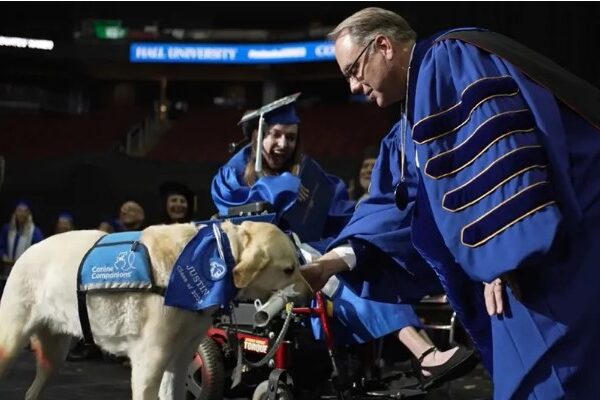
0,349,491,400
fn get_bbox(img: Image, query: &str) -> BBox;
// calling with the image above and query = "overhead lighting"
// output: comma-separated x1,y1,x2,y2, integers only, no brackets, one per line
0,35,54,50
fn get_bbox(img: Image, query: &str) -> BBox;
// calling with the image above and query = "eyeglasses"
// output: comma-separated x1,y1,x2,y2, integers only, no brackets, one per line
343,37,376,82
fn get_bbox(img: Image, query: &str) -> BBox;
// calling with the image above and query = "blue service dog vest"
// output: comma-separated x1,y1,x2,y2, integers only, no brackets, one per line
76,231,160,344
78,231,155,291
76,224,237,345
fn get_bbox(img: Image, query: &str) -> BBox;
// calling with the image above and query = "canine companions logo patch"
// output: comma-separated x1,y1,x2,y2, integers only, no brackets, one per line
79,232,154,291
114,250,136,272
208,257,226,281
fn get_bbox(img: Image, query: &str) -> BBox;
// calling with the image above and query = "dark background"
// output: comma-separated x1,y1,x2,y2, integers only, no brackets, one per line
0,2,598,235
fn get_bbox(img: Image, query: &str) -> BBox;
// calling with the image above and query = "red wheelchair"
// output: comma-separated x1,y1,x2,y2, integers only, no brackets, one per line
184,263,431,399
183,205,462,400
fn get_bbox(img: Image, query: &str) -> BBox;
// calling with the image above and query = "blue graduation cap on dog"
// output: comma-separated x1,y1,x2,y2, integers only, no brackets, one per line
230,93,301,176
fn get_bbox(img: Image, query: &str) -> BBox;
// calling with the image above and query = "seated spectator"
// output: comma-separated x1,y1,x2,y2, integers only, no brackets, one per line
0,201,44,275
348,145,378,202
212,100,355,239
116,201,145,232
97,217,117,233
159,181,196,224
53,212,75,234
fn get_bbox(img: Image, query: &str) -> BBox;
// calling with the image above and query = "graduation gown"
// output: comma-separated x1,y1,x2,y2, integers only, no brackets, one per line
211,145,423,345
407,28,600,398
211,145,354,238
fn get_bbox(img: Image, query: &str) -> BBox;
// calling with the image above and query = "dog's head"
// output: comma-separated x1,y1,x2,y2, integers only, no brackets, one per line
220,220,312,300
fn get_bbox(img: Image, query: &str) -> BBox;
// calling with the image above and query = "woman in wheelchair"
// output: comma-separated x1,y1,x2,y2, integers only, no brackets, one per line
211,96,476,389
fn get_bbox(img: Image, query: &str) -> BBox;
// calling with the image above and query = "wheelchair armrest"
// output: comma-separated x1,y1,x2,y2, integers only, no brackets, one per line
226,201,274,216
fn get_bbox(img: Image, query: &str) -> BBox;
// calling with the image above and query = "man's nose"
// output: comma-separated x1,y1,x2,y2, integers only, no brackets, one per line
349,79,362,94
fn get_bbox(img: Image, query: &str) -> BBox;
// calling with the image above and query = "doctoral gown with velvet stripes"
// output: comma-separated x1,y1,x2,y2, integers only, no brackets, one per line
406,28,600,399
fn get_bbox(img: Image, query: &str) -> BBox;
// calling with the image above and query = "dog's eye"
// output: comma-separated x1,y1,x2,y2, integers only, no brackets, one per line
283,266,295,275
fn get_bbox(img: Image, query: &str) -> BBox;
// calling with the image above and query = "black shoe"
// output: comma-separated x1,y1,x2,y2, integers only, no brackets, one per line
415,346,479,390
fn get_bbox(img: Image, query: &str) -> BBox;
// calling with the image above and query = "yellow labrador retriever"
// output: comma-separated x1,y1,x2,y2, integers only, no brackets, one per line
0,220,309,400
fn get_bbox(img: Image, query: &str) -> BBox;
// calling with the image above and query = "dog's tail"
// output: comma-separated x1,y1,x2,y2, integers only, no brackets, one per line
0,271,34,379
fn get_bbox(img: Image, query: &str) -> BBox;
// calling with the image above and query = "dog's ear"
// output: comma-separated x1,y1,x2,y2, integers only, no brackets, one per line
232,243,269,288
220,220,250,262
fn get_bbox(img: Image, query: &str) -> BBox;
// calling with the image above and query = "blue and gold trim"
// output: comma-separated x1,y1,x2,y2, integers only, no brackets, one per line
442,145,548,212
424,109,535,179
461,181,555,248
412,76,519,144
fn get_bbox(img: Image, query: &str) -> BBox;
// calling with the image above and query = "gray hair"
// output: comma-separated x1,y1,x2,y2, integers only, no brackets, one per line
328,7,417,46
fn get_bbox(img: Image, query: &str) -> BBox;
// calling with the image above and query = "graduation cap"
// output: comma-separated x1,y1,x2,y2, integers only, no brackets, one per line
57,212,74,221
159,181,194,199
230,93,301,178
15,199,31,210
237,92,301,127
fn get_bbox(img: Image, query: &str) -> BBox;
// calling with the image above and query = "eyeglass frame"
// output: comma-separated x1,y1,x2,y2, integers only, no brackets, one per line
343,37,377,82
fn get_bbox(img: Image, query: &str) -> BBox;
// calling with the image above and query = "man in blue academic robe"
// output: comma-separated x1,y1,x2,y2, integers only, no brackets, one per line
303,7,600,399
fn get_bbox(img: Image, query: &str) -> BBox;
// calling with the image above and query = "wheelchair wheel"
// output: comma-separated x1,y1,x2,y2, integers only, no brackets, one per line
252,380,294,400
185,337,225,400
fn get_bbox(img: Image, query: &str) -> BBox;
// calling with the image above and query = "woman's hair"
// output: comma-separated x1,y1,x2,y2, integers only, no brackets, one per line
9,211,34,235
328,7,417,46
243,125,303,186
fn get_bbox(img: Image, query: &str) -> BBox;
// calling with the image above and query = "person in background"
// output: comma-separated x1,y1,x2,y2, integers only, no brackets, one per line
348,145,378,202
159,181,196,224
53,212,75,234
0,201,44,274
211,101,355,240
116,200,145,232
97,219,115,233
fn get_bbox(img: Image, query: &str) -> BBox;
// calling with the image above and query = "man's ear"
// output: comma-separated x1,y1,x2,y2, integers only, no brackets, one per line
375,34,394,61
232,246,268,288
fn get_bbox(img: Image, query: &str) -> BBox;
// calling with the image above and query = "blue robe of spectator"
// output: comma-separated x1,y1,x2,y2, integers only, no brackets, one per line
0,202,44,266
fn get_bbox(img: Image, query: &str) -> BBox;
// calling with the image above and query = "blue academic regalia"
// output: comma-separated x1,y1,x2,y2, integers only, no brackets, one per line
406,28,600,398
0,223,44,262
211,145,355,233
211,144,423,345
211,145,302,217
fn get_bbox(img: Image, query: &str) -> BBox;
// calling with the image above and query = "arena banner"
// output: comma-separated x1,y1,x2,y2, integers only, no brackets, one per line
129,40,335,64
